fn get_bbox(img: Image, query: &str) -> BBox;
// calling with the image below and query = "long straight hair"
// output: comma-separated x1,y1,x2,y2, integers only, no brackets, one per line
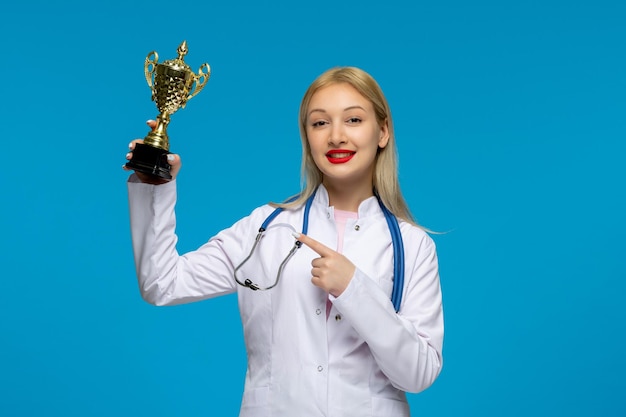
275,67,418,226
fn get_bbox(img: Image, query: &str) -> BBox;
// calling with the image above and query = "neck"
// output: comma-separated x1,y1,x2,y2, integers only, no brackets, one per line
323,179,374,212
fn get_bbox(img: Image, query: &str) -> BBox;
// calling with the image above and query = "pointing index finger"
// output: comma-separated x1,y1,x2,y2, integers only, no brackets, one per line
293,233,334,257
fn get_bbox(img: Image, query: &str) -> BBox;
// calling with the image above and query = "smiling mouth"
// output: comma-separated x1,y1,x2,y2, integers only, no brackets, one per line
326,151,355,164
328,152,353,158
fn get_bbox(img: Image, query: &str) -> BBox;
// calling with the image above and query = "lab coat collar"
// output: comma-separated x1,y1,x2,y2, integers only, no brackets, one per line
313,184,384,219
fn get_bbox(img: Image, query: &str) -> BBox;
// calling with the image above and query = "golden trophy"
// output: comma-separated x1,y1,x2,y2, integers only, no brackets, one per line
126,40,211,179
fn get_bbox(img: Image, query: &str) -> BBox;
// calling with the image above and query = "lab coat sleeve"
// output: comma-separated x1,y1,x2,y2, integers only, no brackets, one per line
330,230,444,393
127,174,246,306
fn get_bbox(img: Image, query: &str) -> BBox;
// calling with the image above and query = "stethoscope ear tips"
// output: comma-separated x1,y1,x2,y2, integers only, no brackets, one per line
244,279,260,291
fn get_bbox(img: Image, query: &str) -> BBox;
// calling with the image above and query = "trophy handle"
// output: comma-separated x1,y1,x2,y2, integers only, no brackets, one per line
187,63,211,101
144,51,159,90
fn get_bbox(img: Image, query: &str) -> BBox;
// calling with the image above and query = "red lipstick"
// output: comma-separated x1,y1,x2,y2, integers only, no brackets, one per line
326,150,355,164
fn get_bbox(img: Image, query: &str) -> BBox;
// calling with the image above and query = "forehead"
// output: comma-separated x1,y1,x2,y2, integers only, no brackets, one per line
308,82,372,110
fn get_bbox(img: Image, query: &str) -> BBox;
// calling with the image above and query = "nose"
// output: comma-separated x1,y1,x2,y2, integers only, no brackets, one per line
328,124,347,146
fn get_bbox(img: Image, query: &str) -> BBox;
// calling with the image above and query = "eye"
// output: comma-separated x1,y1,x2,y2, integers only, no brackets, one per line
347,117,362,124
311,120,328,127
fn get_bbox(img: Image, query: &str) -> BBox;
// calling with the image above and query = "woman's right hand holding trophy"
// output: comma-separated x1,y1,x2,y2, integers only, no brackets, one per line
123,120,183,185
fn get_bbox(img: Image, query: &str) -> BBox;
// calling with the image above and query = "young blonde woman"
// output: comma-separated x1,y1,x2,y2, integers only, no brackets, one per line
125,66,444,417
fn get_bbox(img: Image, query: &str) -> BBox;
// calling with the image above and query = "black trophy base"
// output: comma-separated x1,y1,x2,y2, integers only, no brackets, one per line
125,143,172,180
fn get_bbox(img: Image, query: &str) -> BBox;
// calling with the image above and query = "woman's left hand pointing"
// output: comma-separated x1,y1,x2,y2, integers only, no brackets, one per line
294,233,355,297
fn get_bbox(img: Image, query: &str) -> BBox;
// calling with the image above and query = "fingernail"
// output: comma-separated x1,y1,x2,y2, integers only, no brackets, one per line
166,154,175,161
126,152,132,159
122,164,128,170
292,232,301,239
128,142,133,149
146,119,154,124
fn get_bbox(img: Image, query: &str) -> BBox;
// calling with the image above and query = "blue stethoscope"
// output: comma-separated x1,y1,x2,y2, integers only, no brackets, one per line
234,188,405,312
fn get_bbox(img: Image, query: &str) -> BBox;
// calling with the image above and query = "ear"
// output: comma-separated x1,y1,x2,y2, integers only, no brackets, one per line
378,119,390,149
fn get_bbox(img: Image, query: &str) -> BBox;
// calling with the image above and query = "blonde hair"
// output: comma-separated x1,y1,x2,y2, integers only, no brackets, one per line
275,66,418,226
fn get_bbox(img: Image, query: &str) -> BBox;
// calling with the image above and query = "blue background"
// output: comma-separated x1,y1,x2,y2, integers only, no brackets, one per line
2,0,625,415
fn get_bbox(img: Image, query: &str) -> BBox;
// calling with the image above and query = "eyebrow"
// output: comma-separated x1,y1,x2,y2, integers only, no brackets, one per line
308,105,367,116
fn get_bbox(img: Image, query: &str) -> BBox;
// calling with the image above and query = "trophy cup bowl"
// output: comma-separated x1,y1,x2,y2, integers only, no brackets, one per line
126,40,211,180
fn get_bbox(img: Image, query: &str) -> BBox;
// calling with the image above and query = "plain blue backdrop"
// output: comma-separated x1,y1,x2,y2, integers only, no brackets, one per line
1,0,624,416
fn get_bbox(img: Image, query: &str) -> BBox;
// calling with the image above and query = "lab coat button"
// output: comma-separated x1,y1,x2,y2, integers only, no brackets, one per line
354,225,360,231
316,308,322,315
317,365,324,372
335,314,342,321
326,212,331,219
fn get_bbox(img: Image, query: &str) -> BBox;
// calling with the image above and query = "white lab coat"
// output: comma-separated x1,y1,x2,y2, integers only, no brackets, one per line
128,176,443,417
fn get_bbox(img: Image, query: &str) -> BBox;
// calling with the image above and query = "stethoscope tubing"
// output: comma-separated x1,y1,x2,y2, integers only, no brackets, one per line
376,193,404,312
238,188,405,312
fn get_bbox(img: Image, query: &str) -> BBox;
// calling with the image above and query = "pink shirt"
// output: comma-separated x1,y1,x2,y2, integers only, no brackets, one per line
327,209,358,318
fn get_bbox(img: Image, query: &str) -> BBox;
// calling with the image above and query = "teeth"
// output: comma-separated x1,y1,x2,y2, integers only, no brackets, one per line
329,153,353,158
